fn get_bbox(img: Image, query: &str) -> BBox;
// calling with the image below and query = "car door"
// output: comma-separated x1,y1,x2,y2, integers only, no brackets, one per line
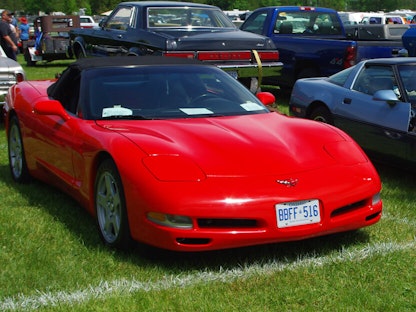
332,64,411,161
29,112,77,187
88,5,136,56
31,68,83,189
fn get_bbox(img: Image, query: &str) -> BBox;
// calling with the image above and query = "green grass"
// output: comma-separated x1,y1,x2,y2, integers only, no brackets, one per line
0,56,415,311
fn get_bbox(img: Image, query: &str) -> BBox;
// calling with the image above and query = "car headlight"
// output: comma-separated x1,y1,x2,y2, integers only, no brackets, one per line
372,192,381,205
143,155,206,181
147,212,193,229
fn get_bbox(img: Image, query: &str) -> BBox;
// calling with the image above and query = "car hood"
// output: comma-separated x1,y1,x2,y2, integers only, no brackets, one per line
96,113,357,176
155,28,275,50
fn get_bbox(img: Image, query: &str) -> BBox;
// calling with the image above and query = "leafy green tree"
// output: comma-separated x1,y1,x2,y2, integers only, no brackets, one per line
22,0,56,14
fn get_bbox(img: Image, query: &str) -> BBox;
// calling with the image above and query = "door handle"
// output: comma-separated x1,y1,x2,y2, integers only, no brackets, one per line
343,98,352,104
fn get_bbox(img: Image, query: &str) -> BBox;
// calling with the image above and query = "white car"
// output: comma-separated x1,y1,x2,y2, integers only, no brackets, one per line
80,15,99,29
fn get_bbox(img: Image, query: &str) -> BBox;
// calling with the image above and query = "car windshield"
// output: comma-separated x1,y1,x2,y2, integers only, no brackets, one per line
147,7,236,28
84,65,269,120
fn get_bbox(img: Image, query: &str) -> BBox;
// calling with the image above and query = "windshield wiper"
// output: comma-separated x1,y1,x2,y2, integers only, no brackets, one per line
99,115,151,120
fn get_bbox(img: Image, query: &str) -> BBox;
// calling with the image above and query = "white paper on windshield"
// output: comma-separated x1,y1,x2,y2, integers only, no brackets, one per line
102,105,133,117
241,101,264,111
180,108,213,115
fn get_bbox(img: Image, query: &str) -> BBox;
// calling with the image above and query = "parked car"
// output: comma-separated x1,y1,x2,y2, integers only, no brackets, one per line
240,6,408,89
360,14,405,24
80,15,99,29
289,57,416,169
24,15,80,66
4,56,382,252
69,1,282,93
0,46,25,121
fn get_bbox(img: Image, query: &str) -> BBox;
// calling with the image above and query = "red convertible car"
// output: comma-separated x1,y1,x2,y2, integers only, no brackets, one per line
4,56,382,252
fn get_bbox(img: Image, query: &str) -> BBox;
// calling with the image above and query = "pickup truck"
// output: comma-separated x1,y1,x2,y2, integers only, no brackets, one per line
24,15,80,66
69,1,282,93
240,6,408,89
344,23,409,61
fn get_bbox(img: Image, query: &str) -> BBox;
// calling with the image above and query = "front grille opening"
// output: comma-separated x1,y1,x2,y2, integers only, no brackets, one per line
197,218,258,228
330,200,366,218
176,238,211,245
366,211,381,221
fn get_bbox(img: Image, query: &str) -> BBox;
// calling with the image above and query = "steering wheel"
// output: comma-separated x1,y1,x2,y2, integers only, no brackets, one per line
190,93,219,106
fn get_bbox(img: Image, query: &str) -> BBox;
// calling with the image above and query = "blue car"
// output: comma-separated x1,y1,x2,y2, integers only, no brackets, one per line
289,57,416,168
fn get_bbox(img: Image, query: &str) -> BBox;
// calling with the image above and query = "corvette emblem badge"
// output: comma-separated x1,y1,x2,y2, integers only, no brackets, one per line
276,178,298,187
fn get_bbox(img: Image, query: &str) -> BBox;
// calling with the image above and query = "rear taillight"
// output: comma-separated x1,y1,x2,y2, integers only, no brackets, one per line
256,51,279,61
163,50,278,62
344,45,357,68
197,51,252,61
163,52,195,59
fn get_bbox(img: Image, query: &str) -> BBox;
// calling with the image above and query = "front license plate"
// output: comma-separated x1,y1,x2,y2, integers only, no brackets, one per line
275,199,320,228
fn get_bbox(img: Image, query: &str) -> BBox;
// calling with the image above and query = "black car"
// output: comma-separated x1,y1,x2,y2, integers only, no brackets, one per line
69,1,282,93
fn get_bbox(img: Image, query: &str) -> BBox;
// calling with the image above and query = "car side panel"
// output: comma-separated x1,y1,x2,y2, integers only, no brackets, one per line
332,90,411,132
291,78,412,163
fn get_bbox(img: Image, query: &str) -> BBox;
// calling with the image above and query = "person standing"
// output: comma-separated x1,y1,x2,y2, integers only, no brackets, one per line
0,10,18,60
18,17,30,52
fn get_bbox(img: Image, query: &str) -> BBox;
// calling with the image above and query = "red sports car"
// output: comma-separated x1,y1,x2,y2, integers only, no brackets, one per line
3,56,382,252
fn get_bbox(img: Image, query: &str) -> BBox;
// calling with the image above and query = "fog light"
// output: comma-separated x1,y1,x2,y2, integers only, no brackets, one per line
147,212,193,229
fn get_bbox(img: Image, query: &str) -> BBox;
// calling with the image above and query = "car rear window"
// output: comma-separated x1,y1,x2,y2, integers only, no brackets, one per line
327,66,354,86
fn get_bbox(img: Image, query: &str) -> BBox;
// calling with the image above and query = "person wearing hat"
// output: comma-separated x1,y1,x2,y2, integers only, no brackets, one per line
0,10,18,60
19,16,30,52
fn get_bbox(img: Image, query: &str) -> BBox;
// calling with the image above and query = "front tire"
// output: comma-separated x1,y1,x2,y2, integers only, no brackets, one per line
95,158,132,250
309,106,334,125
8,115,30,183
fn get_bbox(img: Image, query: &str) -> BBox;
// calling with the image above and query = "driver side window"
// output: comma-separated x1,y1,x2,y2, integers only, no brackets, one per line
352,66,398,97
105,7,133,30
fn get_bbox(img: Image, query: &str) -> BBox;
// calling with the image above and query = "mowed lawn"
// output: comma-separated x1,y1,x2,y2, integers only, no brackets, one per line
0,57,415,311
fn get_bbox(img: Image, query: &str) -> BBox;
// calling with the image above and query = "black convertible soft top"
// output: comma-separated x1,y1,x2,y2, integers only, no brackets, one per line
47,56,206,98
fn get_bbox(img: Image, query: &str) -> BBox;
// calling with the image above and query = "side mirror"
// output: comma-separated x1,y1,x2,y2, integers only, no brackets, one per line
373,90,400,105
256,91,275,106
99,17,107,28
33,99,70,121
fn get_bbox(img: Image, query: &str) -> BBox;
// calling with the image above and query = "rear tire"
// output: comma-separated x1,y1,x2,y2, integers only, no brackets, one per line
309,106,334,125
8,115,30,183
94,158,132,250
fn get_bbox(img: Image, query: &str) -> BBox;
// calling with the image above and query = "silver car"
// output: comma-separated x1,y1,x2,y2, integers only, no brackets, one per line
0,46,25,107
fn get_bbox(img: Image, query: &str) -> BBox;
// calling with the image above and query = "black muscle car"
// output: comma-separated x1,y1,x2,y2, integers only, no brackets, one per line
69,1,282,92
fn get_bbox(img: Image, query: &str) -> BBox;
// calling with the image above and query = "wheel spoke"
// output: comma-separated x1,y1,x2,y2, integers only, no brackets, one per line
9,125,23,177
96,170,123,243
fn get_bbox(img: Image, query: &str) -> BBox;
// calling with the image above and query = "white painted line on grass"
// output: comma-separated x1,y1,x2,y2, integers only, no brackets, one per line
1,239,415,311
